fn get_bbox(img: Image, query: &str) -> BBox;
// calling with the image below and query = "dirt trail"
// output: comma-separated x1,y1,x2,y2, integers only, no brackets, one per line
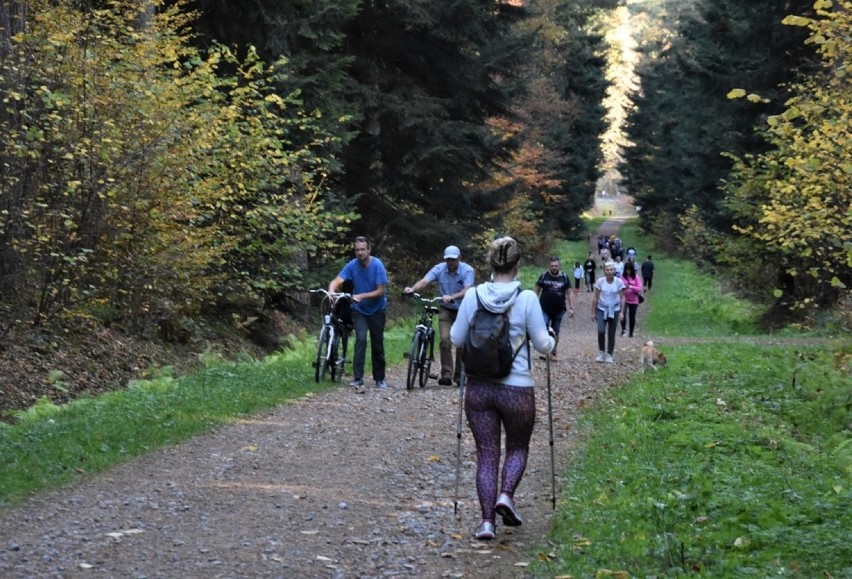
1,221,645,579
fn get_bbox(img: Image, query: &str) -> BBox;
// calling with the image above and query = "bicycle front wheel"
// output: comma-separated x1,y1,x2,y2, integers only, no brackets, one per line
315,325,331,382
406,330,423,390
330,330,343,382
419,332,434,388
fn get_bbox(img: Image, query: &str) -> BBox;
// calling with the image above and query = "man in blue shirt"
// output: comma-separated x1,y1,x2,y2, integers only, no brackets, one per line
329,236,389,389
404,245,475,385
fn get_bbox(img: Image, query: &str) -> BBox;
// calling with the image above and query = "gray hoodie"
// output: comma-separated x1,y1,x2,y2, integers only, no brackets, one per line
451,281,555,387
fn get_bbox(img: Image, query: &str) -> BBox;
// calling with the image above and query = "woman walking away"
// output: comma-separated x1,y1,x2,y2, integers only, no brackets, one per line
451,236,555,541
620,260,643,337
591,260,625,363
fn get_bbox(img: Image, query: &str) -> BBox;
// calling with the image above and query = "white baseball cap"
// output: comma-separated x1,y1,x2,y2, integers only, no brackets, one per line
443,245,461,260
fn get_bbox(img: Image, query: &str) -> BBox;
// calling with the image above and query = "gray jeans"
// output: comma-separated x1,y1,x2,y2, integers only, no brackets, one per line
595,308,618,355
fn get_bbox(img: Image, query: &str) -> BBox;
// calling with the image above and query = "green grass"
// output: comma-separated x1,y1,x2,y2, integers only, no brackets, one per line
531,218,851,577
536,343,851,577
0,319,414,506
644,259,765,337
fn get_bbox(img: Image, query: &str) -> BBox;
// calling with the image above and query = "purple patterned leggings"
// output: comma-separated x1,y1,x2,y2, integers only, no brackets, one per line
464,379,536,522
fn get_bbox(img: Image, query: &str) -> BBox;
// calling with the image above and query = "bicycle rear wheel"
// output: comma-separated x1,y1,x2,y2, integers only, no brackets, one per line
406,330,423,390
418,333,433,388
315,326,331,382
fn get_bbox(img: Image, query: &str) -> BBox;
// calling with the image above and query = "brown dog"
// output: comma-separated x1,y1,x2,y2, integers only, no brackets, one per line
640,340,667,371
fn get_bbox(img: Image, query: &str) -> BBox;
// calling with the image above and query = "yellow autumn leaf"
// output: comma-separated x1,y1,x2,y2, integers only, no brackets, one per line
726,88,746,99
427,454,440,462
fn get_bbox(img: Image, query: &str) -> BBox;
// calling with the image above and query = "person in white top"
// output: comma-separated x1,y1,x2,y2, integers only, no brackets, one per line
451,237,555,541
591,260,625,363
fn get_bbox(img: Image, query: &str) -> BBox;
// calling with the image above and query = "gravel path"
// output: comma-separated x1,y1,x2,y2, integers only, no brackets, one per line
1,221,646,579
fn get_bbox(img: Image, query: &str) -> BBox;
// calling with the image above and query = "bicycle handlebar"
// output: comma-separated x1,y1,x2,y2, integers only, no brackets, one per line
310,288,359,302
404,292,444,304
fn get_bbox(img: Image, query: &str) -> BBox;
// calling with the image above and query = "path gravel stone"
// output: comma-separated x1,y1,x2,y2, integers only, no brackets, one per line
1,221,647,578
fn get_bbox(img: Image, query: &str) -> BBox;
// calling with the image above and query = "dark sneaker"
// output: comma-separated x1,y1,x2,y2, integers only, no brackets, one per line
348,378,364,387
474,520,496,540
437,377,452,386
495,493,523,526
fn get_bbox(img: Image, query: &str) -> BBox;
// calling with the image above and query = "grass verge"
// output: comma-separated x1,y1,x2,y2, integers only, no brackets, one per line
532,219,851,577
0,319,414,506
536,342,850,577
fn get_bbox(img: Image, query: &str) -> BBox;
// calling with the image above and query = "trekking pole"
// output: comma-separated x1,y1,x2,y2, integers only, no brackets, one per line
454,365,466,516
546,354,556,510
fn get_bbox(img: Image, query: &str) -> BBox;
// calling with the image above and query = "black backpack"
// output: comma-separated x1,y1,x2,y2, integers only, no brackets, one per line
462,289,524,379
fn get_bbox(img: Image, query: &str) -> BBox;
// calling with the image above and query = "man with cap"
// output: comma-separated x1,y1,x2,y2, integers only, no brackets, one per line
404,245,475,385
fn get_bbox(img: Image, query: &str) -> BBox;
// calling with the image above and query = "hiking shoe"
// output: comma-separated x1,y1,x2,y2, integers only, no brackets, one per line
438,377,453,386
605,354,614,364
595,351,605,363
348,378,364,387
495,493,523,526
620,329,626,337
474,520,496,540
376,380,389,389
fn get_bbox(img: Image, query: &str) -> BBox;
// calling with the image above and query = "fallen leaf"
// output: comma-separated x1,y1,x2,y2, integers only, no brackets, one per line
514,562,530,567
428,454,440,462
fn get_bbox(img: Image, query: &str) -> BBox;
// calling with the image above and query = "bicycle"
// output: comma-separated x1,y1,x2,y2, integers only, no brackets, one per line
309,289,356,383
403,293,443,390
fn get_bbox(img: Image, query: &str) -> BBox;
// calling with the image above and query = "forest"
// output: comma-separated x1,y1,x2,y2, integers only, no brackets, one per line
0,0,849,410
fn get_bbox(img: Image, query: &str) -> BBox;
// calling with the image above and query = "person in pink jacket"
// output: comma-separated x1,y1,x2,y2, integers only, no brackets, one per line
620,260,643,337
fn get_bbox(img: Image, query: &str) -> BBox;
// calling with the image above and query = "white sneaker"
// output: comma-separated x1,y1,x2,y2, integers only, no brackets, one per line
605,354,614,364
595,351,605,363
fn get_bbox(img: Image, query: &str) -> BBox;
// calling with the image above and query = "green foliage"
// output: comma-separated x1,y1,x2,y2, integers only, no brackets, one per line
621,0,814,254
721,1,852,313
0,0,352,325
334,0,534,260
508,0,610,239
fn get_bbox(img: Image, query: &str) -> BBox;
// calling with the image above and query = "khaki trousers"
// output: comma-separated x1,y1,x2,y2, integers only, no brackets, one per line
439,308,461,381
